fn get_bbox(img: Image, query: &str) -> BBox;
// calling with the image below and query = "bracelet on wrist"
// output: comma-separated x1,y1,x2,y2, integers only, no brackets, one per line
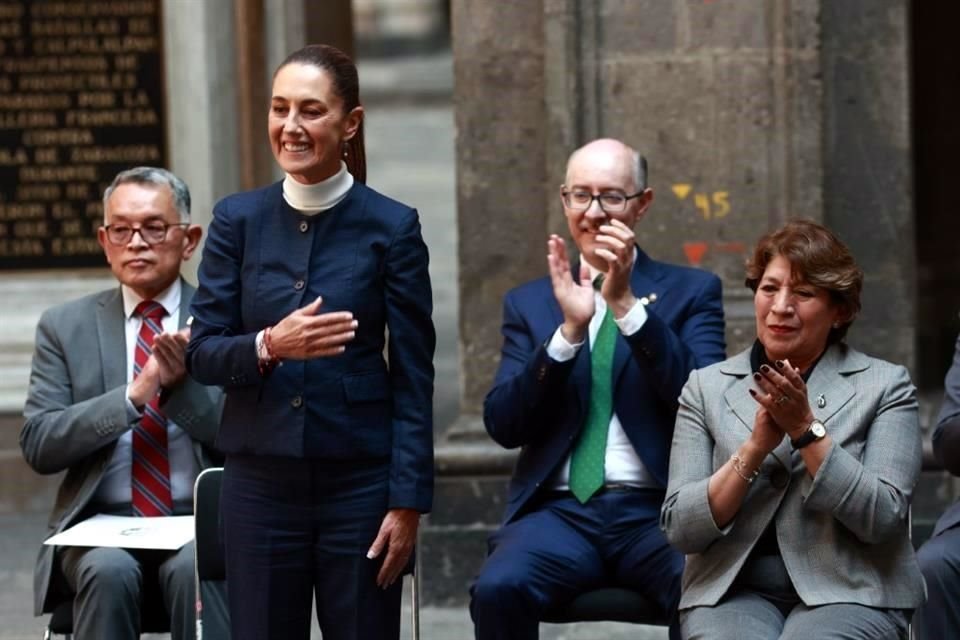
257,326,280,376
263,326,278,360
730,454,760,484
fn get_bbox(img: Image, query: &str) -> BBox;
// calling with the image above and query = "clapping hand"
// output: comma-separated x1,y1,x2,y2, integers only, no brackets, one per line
749,359,816,440
594,219,638,317
547,234,594,344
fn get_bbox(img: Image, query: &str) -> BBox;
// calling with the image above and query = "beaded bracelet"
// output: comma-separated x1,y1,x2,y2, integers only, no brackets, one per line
730,454,759,484
257,326,280,376
263,326,278,360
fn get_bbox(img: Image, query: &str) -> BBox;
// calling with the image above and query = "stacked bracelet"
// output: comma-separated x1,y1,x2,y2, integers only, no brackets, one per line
730,454,759,484
264,326,278,360
257,326,280,376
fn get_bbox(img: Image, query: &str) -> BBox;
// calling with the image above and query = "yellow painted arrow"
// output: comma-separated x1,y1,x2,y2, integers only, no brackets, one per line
672,184,692,200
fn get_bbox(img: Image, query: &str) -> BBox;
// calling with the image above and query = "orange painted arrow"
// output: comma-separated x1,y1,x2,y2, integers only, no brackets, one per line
683,241,709,266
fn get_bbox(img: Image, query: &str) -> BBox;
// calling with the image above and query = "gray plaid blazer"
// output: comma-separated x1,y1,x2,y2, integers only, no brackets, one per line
21,282,223,615
660,343,926,610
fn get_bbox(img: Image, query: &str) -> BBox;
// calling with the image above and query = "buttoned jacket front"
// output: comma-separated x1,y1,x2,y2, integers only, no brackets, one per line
186,181,435,512
484,249,726,524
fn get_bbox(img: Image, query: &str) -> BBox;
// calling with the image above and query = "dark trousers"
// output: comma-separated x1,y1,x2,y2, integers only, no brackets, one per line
60,543,198,640
221,454,402,640
58,500,227,640
470,487,683,640
681,554,909,640
916,520,960,639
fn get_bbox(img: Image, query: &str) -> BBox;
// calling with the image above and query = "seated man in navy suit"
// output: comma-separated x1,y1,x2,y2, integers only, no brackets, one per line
470,138,726,640
916,329,960,639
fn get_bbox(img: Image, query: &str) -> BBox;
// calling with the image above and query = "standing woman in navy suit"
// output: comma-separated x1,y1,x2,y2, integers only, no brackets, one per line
186,44,435,640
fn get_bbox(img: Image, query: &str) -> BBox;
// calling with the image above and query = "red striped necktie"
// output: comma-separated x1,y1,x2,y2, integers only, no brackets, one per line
131,300,173,517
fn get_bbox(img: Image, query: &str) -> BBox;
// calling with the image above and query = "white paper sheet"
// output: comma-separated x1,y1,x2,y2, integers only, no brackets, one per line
43,514,195,550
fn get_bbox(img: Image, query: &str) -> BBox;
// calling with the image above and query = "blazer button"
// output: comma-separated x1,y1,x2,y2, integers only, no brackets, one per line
294,279,305,290
291,395,303,408
769,468,789,489
537,365,547,380
299,221,309,233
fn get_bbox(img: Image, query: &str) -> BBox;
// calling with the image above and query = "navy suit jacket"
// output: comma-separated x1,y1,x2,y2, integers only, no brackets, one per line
932,331,960,537
186,181,435,512
484,248,726,524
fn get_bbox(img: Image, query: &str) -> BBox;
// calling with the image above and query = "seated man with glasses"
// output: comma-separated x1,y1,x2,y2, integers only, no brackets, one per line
470,138,726,640
21,166,227,640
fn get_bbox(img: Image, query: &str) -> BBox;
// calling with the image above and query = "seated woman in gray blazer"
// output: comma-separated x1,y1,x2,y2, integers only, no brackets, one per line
661,220,924,640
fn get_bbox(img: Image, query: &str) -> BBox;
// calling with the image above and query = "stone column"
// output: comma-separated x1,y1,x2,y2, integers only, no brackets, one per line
452,0,550,424
234,0,274,191
163,0,241,284
264,0,306,80
821,0,915,371
588,0,824,355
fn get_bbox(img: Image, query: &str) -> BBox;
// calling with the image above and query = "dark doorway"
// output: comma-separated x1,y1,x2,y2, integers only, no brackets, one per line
912,0,960,389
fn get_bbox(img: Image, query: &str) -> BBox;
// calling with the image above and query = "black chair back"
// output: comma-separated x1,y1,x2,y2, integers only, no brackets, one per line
542,587,669,625
194,467,226,582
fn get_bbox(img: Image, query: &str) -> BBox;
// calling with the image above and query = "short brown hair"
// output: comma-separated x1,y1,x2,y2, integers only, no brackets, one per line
745,219,863,343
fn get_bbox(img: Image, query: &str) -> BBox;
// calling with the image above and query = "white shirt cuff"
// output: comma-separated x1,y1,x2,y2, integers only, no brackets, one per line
255,329,269,361
614,299,648,336
546,326,583,362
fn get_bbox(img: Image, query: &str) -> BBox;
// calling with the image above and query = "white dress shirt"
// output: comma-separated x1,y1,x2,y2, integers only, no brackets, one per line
92,279,201,508
547,254,660,490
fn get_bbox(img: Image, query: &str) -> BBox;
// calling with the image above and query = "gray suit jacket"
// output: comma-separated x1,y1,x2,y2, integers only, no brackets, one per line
20,281,223,615
661,343,925,610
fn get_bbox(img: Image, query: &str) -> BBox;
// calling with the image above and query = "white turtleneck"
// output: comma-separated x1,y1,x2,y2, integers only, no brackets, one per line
282,161,354,215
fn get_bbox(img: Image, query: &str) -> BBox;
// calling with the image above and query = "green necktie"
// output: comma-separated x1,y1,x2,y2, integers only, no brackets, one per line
568,305,617,503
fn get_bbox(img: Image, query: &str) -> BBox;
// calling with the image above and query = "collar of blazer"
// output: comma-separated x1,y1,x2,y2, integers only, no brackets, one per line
720,342,871,470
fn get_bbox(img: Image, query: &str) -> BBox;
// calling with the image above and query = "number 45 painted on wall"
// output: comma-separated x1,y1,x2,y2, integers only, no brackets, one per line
672,184,730,220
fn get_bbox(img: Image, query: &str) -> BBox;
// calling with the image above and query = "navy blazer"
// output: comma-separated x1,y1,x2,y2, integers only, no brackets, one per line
932,331,960,536
484,248,726,524
186,181,435,512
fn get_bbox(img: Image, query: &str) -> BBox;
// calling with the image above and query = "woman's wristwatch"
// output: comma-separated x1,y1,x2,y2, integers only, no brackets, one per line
790,419,826,450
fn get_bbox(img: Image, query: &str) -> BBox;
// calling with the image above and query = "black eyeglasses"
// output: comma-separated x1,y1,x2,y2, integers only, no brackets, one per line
561,190,644,213
103,222,189,246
